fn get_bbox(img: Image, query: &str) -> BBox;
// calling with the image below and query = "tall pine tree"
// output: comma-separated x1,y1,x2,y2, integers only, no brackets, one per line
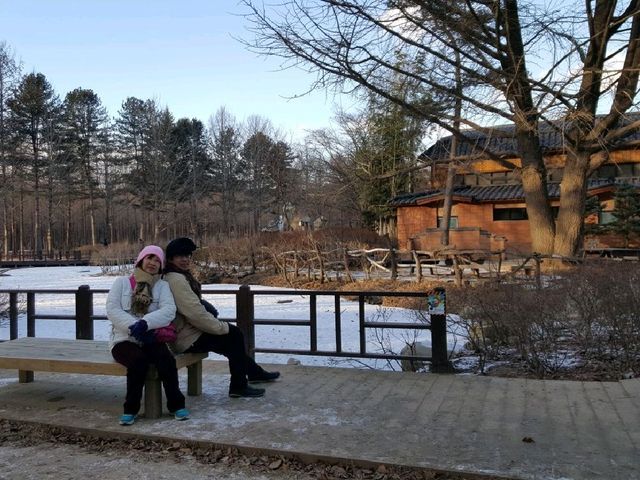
8,73,60,255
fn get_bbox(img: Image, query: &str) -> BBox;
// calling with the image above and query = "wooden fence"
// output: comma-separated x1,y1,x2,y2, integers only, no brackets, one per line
262,246,548,286
0,285,453,372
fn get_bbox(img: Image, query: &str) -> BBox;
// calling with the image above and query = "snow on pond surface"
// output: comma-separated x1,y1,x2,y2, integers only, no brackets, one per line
0,266,466,369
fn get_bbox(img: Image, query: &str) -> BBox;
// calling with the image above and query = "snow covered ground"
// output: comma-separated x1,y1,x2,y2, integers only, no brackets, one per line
0,266,466,369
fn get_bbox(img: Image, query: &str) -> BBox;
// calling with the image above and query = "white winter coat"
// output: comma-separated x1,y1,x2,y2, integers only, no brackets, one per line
106,276,177,351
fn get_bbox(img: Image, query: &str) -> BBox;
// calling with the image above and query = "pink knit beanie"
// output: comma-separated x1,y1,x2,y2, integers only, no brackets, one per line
135,245,165,269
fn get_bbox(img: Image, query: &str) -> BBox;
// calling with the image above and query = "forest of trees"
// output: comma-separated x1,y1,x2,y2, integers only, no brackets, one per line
0,42,428,258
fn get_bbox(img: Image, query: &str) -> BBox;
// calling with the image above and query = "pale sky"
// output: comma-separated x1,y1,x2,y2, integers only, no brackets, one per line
0,0,351,142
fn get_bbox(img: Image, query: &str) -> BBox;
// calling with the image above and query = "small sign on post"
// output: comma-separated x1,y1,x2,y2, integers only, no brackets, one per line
429,287,453,373
427,289,446,315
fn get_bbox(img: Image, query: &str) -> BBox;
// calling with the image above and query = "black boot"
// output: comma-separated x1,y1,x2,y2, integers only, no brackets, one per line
248,370,280,384
229,385,266,398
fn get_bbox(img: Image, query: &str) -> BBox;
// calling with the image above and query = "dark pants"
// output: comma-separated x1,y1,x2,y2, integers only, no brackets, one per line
112,341,185,415
186,324,263,390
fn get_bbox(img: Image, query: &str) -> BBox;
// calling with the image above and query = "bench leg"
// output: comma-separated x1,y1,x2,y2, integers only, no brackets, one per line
187,360,202,396
18,370,34,383
144,376,162,419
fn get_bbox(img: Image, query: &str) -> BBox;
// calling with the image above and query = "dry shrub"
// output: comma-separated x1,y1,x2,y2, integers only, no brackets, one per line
448,260,640,378
448,281,571,376
0,293,8,320
89,242,141,274
559,261,640,374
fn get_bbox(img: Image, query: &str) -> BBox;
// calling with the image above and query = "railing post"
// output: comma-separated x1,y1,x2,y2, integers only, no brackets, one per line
26,292,35,337
236,285,255,358
358,295,366,354
310,294,317,352
334,295,342,353
390,248,398,280
429,287,453,373
75,285,94,340
9,292,18,340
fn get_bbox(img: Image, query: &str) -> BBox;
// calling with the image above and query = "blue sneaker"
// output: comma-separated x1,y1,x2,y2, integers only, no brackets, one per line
173,408,190,421
119,414,136,426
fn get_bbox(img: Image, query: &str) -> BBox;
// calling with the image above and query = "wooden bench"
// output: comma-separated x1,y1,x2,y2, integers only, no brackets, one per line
0,337,207,419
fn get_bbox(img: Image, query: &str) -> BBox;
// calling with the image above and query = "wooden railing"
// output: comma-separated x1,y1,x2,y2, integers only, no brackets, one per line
0,285,452,372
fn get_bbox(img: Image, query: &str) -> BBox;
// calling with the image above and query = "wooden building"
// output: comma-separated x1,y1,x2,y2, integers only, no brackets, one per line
390,115,640,254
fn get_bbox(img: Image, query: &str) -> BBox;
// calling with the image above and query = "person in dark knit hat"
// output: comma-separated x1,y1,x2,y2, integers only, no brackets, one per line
163,237,280,398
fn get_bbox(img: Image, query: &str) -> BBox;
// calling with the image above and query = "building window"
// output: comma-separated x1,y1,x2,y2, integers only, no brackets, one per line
490,172,508,185
597,165,616,179
505,170,520,184
464,174,478,186
437,216,458,228
493,207,528,221
599,211,616,224
547,168,563,182
619,164,634,177
477,174,491,186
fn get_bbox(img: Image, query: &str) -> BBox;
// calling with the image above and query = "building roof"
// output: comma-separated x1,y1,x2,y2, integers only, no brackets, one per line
420,112,640,162
389,179,634,207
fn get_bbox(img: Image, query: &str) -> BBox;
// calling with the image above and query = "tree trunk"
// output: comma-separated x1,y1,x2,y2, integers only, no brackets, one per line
104,162,112,246
2,197,7,258
33,164,41,255
517,131,555,254
441,37,462,247
9,196,15,255
440,162,456,246
553,151,590,257
47,175,54,254
88,187,96,246
19,186,24,256
65,189,71,251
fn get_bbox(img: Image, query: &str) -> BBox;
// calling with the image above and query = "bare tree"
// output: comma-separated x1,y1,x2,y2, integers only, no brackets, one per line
242,0,640,256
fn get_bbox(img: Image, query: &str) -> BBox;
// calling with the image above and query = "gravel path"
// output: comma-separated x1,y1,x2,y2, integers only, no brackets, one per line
0,420,313,480
0,420,500,480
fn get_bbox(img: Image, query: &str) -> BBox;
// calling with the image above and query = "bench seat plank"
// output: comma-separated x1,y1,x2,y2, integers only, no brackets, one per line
0,337,207,419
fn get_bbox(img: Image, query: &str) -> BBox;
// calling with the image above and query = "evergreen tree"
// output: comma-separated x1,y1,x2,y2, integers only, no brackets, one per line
8,72,60,254
61,87,109,246
171,117,210,236
583,195,602,235
266,139,296,229
208,107,244,236
0,42,21,257
607,184,640,248
347,91,426,229
115,97,152,166
115,98,178,241
139,107,178,241
242,129,275,233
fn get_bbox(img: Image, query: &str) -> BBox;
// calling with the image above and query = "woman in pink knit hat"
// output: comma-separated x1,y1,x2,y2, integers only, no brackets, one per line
106,245,189,425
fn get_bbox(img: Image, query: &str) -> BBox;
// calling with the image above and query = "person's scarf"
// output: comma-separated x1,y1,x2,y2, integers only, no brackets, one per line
130,267,159,316
163,263,201,298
